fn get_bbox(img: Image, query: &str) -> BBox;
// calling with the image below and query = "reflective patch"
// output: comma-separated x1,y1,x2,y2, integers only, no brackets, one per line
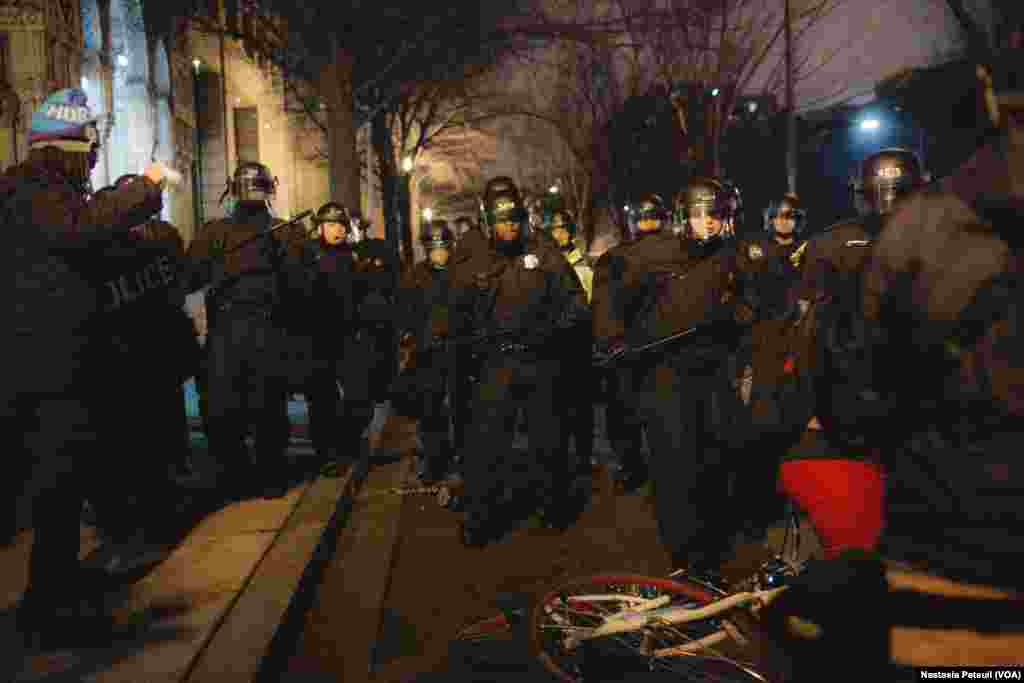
845,240,871,247
748,244,764,260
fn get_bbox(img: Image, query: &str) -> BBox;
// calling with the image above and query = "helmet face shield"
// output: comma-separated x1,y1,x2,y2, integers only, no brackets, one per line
233,163,277,204
857,149,924,216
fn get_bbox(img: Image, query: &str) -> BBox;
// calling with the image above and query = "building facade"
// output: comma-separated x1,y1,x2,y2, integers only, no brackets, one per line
0,0,338,244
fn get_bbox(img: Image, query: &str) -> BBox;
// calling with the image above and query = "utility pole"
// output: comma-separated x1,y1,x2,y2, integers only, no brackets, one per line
784,0,797,195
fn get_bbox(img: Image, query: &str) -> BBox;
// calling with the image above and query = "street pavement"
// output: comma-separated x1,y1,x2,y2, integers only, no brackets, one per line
1,427,369,683
275,424,786,682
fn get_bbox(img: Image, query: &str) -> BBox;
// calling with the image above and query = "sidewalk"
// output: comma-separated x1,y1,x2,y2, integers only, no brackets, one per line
2,436,369,683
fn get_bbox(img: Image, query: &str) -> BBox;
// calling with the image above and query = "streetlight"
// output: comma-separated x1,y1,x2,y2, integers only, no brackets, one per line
402,155,413,173
192,58,201,70
117,54,129,67
422,207,433,222
549,185,559,194
710,87,720,97
860,117,880,132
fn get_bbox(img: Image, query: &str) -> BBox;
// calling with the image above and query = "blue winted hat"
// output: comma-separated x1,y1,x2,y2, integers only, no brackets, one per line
28,88,99,152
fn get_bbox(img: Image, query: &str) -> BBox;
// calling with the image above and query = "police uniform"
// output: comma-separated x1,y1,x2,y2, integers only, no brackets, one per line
453,225,589,539
187,205,297,496
293,234,357,465
88,211,198,539
594,227,743,570
731,233,808,534
395,256,452,480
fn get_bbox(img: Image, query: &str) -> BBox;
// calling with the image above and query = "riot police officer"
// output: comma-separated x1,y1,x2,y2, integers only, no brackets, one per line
295,202,358,471
348,234,401,456
394,220,455,481
543,209,597,475
778,149,926,564
186,162,299,500
453,177,589,544
730,193,811,539
595,179,746,577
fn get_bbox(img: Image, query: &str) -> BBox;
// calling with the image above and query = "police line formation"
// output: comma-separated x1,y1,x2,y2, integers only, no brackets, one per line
5,41,1023,663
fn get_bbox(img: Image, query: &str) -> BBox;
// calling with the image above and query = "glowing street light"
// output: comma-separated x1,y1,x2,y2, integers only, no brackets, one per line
710,87,720,97
747,101,758,113
117,54,129,67
549,185,559,194
402,155,413,173
192,58,201,70
422,207,433,222
860,118,880,132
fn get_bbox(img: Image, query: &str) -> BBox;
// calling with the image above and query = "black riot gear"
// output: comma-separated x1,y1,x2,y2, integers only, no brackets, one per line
764,193,807,235
546,209,577,250
676,177,735,242
480,177,527,230
625,193,669,240
480,177,528,252
420,220,454,248
228,161,277,205
855,148,925,216
313,201,351,228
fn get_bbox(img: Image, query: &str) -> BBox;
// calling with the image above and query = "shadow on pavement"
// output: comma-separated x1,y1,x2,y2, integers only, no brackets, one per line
3,599,196,683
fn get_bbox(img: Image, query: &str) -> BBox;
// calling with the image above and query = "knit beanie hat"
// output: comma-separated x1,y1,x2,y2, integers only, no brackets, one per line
28,88,99,153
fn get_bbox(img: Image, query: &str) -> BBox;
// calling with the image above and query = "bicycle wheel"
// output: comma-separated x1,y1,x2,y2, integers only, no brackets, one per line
529,574,769,683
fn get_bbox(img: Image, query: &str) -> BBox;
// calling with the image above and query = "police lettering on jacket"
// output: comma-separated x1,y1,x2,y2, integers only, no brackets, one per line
103,253,176,311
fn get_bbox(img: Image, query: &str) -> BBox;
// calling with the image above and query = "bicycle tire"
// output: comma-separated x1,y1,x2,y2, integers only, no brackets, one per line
528,573,769,682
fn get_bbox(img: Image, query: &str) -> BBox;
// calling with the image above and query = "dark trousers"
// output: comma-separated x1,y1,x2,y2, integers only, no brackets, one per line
335,332,378,456
89,371,187,539
462,353,564,519
623,357,734,569
305,348,344,459
560,361,596,473
605,368,645,471
3,393,98,610
205,309,289,479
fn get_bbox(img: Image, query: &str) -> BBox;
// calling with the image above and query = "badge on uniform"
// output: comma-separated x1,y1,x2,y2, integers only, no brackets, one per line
748,244,764,260
523,254,539,269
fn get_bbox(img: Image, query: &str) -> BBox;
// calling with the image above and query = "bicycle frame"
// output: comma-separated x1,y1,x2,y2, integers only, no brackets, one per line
547,501,812,656
557,585,788,655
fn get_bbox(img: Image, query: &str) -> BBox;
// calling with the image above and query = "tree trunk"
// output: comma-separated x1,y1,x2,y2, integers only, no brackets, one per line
319,36,360,210
371,108,400,253
398,174,414,266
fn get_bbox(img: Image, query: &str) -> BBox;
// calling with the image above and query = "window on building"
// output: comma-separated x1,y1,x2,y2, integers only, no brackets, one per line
234,106,259,164
0,32,9,86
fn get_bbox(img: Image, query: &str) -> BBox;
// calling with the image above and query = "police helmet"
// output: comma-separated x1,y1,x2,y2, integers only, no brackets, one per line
314,202,351,227
480,176,527,236
420,220,454,248
856,148,925,216
230,161,277,204
625,193,669,239
764,193,807,234
546,209,577,238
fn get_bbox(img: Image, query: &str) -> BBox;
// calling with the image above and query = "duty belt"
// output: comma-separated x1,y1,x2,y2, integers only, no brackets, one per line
498,342,533,354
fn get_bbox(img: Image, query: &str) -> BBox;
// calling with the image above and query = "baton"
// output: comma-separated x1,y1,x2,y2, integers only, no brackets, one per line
593,321,739,367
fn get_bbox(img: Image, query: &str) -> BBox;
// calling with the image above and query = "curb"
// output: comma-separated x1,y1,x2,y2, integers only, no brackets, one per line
184,450,371,683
